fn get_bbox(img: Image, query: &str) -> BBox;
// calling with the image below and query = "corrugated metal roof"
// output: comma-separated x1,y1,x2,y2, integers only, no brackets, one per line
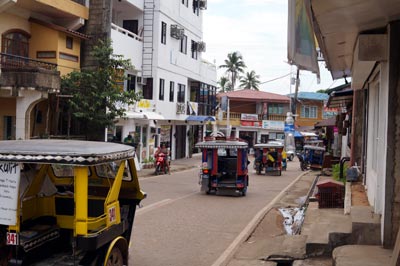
217,89,290,102
287,92,329,101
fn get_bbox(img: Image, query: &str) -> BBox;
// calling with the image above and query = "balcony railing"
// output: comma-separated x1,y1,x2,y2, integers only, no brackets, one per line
111,24,142,42
0,53,57,71
221,112,286,121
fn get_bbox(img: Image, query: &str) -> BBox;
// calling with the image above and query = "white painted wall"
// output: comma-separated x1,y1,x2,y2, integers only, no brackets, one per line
111,25,143,70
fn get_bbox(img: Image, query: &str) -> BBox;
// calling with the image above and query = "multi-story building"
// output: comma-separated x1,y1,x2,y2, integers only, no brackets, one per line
287,92,329,129
0,0,89,140
216,89,291,147
89,0,217,162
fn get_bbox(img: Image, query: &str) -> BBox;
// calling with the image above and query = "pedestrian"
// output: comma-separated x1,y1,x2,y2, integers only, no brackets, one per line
124,134,133,144
155,143,171,174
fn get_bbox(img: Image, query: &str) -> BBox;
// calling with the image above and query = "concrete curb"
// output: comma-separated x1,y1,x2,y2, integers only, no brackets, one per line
211,170,312,266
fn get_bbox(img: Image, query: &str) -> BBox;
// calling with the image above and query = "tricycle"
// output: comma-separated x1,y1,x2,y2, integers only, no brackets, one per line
0,139,146,265
297,144,325,171
195,137,249,196
254,142,284,176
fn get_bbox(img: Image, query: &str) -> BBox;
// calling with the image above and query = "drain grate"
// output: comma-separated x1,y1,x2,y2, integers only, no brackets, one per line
264,255,294,266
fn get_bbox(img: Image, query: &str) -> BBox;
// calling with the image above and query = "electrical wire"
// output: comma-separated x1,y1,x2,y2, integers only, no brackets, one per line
260,72,292,84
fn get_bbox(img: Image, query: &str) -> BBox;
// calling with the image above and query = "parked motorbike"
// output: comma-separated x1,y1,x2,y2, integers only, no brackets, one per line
155,152,168,175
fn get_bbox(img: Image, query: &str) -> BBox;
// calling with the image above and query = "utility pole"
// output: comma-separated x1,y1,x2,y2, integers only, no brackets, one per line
292,68,300,116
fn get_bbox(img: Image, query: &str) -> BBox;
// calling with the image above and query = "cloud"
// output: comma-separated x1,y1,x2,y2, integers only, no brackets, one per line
202,1,343,94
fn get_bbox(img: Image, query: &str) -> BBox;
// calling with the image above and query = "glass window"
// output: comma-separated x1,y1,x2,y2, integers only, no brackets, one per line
127,74,136,92
66,36,73,49
159,78,165,100
178,84,186,103
52,164,75,177
300,105,317,118
169,81,175,102
161,22,167,44
268,103,284,115
191,40,198,59
1,31,29,57
180,35,187,54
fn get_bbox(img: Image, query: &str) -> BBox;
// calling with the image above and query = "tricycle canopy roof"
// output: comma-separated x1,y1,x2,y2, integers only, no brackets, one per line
303,145,325,151
0,140,135,165
254,143,284,149
195,139,248,149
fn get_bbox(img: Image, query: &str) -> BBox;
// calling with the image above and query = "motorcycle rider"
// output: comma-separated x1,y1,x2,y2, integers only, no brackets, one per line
155,143,171,174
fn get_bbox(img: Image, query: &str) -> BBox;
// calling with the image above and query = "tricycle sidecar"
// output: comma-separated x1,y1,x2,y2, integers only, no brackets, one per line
254,142,284,176
0,140,145,266
195,137,249,196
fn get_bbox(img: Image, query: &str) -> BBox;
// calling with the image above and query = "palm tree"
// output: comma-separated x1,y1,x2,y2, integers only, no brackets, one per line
239,70,261,90
217,76,232,93
219,51,246,90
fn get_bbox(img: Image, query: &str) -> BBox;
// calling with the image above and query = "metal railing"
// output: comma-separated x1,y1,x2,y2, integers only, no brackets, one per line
0,53,57,71
111,23,142,41
221,112,286,121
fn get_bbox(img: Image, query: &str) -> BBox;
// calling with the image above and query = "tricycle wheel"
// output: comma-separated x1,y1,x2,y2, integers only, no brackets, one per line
241,188,247,197
106,246,124,266
278,170,282,176
289,154,294,161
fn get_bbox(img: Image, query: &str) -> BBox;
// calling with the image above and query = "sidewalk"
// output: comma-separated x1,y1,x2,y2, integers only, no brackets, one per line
136,153,202,178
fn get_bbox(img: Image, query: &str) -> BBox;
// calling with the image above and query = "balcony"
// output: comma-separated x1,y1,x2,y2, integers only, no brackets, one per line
111,23,143,71
220,112,286,121
0,53,60,93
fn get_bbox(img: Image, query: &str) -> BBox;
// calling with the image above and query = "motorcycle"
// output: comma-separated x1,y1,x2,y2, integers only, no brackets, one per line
155,152,168,175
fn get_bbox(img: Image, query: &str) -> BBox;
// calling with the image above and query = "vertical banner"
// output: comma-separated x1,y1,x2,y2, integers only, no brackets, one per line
0,162,21,226
287,0,320,77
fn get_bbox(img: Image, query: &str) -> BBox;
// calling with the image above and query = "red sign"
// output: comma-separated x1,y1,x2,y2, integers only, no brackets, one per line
241,121,261,127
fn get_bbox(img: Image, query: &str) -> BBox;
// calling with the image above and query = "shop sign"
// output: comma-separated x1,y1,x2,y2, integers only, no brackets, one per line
262,120,284,130
0,162,20,226
241,121,261,127
240,113,259,121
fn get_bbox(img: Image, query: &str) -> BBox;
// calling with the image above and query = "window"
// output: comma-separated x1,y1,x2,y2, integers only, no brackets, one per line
180,35,187,54
59,52,79,62
191,40,198,59
37,51,56,59
159,78,165,100
177,84,186,103
182,0,188,7
66,36,73,49
193,0,200,15
169,81,175,102
127,74,136,92
268,104,284,115
161,22,167,44
300,105,317,118
143,78,153,100
1,30,30,57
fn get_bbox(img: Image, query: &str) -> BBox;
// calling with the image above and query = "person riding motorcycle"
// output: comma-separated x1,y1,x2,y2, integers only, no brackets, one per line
155,143,170,174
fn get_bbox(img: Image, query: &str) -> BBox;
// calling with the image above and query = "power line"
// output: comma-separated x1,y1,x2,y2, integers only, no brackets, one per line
260,72,292,84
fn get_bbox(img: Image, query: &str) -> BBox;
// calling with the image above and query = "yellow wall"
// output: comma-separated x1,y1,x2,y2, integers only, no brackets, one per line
30,23,81,76
57,32,81,75
36,0,89,19
295,100,325,127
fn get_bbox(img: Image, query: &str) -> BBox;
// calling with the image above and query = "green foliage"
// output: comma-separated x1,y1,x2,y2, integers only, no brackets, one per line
61,39,140,139
332,163,348,184
239,70,261,90
219,51,246,89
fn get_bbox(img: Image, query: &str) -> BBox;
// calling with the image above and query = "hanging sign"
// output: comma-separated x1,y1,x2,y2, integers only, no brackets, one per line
0,162,21,226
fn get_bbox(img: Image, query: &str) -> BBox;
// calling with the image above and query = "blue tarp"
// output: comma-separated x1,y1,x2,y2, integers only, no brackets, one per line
294,131,303,137
185,115,216,122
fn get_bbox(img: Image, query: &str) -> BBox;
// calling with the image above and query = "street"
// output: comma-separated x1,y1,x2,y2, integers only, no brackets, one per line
129,158,304,266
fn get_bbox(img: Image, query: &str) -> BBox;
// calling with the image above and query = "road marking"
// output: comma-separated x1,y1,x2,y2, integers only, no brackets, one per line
210,171,310,266
136,191,198,215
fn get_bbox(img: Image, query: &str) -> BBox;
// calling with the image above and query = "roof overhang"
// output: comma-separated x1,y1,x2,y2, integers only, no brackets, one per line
310,0,400,85
327,89,353,109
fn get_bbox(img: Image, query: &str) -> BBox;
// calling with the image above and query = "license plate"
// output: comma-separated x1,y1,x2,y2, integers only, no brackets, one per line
7,232,18,245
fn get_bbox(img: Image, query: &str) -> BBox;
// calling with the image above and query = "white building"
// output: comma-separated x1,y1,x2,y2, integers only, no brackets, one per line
109,0,217,162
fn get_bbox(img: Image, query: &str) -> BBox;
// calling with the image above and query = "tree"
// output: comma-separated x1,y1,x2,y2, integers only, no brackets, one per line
239,70,261,90
217,76,232,93
61,39,140,140
219,51,246,90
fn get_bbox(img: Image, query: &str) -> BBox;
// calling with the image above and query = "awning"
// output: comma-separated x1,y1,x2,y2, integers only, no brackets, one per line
327,89,353,109
124,111,165,120
185,115,216,123
315,117,336,128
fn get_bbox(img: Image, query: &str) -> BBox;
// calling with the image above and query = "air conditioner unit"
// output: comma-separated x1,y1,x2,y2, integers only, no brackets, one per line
197,41,206,52
199,0,207,10
171,25,184,40
137,76,147,85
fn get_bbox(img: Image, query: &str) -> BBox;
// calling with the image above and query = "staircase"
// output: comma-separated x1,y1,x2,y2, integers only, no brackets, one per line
142,0,154,78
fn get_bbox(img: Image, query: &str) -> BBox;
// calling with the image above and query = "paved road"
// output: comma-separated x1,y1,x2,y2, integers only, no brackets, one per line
129,158,303,266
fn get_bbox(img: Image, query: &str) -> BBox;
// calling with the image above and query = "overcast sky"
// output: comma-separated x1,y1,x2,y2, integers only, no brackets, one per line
202,0,345,95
